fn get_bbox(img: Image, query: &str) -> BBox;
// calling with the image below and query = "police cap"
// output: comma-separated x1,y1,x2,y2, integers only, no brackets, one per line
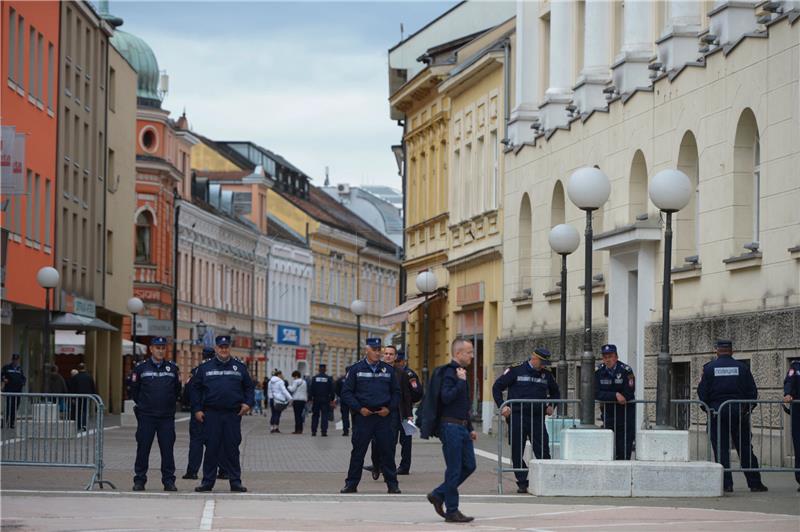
396,351,406,361
215,335,232,347
601,344,618,355
714,339,732,349
533,347,552,363
366,337,382,349
151,337,168,346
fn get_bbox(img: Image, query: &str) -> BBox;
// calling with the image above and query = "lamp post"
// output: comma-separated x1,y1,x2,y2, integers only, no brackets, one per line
127,297,144,362
649,168,692,428
350,299,365,361
548,224,580,401
195,319,207,345
316,341,327,373
37,267,59,392
415,270,437,386
566,167,611,427
229,326,237,348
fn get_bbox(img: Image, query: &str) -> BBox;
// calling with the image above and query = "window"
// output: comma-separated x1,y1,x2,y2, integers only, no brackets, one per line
65,7,72,59
452,149,461,221
108,67,116,111
518,193,532,291
17,14,24,90
8,8,16,84
476,136,485,214
33,173,40,242
28,26,35,98
575,0,585,79
96,223,102,272
464,143,472,219
540,12,550,100
84,27,90,76
135,211,153,263
753,133,760,244
732,108,760,252
61,208,68,260
490,131,498,209
76,19,82,70
44,178,51,247
107,148,115,191
65,63,71,94
47,43,54,110
36,32,43,101
25,170,33,239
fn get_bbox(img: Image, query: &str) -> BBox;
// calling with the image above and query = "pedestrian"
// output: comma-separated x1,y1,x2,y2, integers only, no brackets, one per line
395,351,423,475
594,344,636,460
69,362,96,430
129,336,181,491
335,368,351,436
253,384,264,415
268,369,292,433
1,353,26,428
182,347,216,480
310,363,335,437
421,338,477,523
288,370,308,434
492,347,560,493
191,335,255,493
339,337,401,494
697,339,768,493
783,357,800,492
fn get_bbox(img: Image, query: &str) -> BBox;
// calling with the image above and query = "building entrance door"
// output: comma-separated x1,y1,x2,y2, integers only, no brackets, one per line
456,308,483,421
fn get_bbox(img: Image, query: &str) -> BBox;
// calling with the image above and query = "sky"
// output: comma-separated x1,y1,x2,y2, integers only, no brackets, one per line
107,1,458,190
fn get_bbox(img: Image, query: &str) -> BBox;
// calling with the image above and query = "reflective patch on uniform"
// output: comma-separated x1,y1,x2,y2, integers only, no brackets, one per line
315,377,328,382
714,367,739,377
205,370,241,377
503,368,510,375
131,373,137,382
628,375,635,387
140,371,176,378
356,372,391,379
600,379,612,385
410,379,418,389
232,365,238,371
614,378,623,384
166,366,171,372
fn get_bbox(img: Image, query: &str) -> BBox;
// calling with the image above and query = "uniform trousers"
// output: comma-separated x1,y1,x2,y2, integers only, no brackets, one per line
186,415,204,475
201,409,242,487
508,411,551,488
602,404,636,460
134,414,176,485
311,400,331,434
345,412,398,488
710,404,763,489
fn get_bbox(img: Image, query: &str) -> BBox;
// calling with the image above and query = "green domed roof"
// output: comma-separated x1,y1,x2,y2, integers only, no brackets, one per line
110,29,162,108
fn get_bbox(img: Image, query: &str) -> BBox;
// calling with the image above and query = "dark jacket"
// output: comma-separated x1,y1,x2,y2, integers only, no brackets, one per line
129,357,181,417
46,371,69,394
309,372,335,401
340,359,399,412
697,355,757,411
69,371,96,395
191,356,255,412
492,361,560,415
1,363,26,392
418,363,449,439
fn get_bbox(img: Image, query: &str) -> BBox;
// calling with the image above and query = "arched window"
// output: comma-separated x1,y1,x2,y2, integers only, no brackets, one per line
518,193,532,293
676,131,699,265
135,211,153,263
629,150,648,221
732,108,760,251
550,181,566,286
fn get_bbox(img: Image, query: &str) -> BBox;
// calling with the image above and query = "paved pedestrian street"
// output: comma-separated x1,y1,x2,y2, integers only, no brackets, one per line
2,414,799,530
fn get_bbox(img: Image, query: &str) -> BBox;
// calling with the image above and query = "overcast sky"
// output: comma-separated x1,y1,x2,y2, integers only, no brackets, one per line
108,1,457,190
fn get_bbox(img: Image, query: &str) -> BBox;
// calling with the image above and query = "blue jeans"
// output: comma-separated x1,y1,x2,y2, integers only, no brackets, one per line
432,423,476,514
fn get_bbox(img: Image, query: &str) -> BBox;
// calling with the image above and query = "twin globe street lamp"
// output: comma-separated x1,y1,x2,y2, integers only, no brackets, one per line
548,223,580,400
415,270,437,386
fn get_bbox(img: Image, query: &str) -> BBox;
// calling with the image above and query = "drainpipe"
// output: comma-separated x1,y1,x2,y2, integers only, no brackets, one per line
503,39,511,143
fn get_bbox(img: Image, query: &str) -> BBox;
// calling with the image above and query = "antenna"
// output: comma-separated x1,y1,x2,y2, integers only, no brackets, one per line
324,166,330,187
400,23,404,41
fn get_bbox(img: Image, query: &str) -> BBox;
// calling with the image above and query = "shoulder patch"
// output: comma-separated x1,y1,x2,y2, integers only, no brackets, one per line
503,368,511,375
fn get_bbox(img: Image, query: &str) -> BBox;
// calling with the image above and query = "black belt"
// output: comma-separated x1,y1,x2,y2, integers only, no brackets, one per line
441,417,469,426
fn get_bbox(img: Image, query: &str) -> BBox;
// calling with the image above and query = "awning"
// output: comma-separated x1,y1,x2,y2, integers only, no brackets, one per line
49,313,119,332
380,294,434,326
54,329,145,355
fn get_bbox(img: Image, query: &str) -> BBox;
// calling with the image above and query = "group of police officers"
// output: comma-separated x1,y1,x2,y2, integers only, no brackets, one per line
125,331,800,501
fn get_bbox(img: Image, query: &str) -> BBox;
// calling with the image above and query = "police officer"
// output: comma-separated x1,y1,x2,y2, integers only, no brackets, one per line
340,337,401,494
366,345,406,479
129,337,181,491
335,367,351,436
492,347,560,493
595,344,636,460
2,353,26,428
698,339,768,493
310,363,335,437
182,347,216,480
191,335,255,493
783,357,800,492
395,350,422,474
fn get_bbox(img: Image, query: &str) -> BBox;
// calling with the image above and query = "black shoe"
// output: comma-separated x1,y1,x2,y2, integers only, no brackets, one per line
163,483,177,492
372,467,380,480
321,433,328,437
182,472,198,480
340,485,357,493
195,484,213,492
342,431,349,436
797,486,800,492
387,485,401,494
230,484,248,492
723,485,733,493
517,486,528,494
427,492,445,518
445,510,474,523
396,469,409,475
132,483,145,491
311,433,316,437
217,471,229,480
750,484,768,492
363,465,374,471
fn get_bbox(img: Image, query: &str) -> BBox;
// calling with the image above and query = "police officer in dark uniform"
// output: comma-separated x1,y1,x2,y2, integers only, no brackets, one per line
783,357,800,491
191,335,255,493
595,344,636,460
182,347,215,480
698,339,768,493
366,345,407,479
2,353,26,428
129,337,181,491
340,337,401,494
492,347,560,493
335,367,351,436
395,350,422,474
310,363,335,437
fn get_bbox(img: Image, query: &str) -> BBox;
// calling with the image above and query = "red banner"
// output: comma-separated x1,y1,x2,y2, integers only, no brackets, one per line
295,348,308,361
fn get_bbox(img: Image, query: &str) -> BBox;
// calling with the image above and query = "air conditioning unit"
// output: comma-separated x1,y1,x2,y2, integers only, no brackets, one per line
337,183,351,195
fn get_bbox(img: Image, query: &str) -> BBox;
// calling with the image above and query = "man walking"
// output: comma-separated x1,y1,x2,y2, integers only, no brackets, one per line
2,354,26,428
69,362,96,430
425,338,477,523
191,335,255,493
129,337,181,491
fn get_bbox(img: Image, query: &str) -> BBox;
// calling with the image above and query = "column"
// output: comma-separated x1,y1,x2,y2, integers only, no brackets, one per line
541,0,575,130
708,0,758,47
656,1,701,71
507,0,540,145
574,0,612,113
611,0,653,95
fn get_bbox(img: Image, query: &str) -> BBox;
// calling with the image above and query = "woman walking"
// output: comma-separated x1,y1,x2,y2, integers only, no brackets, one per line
268,370,292,433
288,370,308,434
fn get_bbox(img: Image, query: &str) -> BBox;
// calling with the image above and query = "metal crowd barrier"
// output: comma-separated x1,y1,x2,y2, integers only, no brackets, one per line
495,398,713,494
714,399,800,475
0,392,115,490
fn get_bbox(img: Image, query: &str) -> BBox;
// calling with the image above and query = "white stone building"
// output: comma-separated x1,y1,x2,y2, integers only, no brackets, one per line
499,0,799,441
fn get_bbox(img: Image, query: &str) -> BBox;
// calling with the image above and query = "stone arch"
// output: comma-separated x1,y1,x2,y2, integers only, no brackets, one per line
732,108,760,251
628,150,648,221
549,180,566,285
675,130,700,265
518,193,532,292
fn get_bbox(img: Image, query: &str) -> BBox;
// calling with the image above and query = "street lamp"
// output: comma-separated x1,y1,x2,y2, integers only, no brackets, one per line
127,297,144,362
415,270,437,386
350,299,366,362
649,168,692,428
262,332,274,378
548,223,580,402
316,341,327,373
567,166,610,427
195,319,207,345
37,266,59,391
229,326,237,348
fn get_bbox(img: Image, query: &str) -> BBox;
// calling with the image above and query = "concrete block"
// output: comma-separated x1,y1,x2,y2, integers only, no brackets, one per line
529,459,632,496
31,403,60,420
120,413,137,427
636,430,690,462
17,420,78,438
632,461,723,497
561,428,614,461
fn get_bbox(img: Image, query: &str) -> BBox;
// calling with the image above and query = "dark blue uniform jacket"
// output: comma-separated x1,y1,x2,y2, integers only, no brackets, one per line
191,356,255,412
1,363,26,392
310,372,335,401
492,362,560,415
340,358,400,412
784,360,800,398
129,357,181,417
595,361,635,419
697,355,757,411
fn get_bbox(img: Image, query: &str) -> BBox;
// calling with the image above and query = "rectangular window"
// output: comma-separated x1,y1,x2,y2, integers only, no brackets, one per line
490,131,498,209
83,122,89,172
96,223,102,272
476,136,484,214
84,27,91,77
17,15,24,90
37,32,43,101
28,26,35,97
74,70,80,102
73,115,79,164
541,13,550,100
47,42,54,110
8,8,16,83
44,178,51,246
76,19,82,70
65,62,71,94
72,213,78,265
464,143,472,219
62,208,68,261
33,173,40,242
65,8,72,59
108,67,116,111
25,170,33,239
107,148,115,190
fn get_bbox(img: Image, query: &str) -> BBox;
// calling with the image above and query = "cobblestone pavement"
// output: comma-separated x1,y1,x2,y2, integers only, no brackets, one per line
2,410,799,520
